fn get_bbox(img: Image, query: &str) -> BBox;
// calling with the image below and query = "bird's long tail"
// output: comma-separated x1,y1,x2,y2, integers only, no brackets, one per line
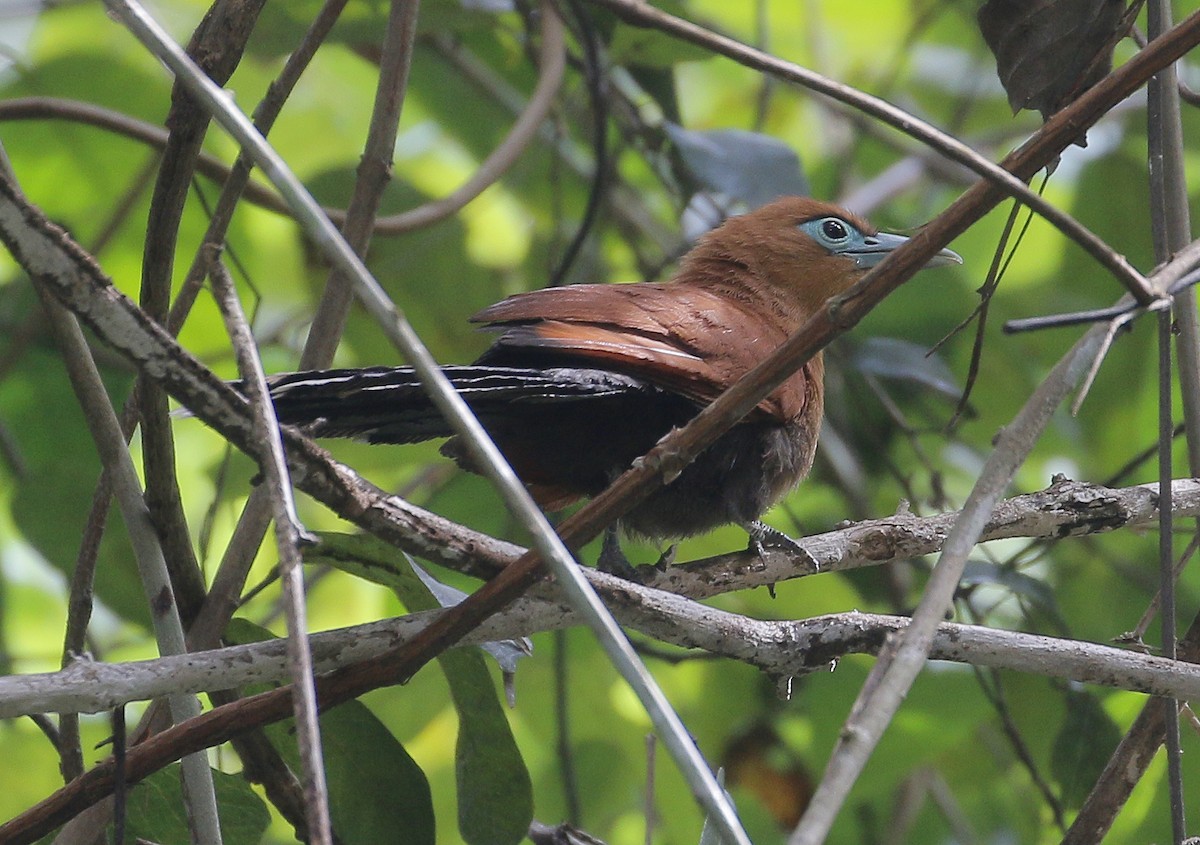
257,364,655,444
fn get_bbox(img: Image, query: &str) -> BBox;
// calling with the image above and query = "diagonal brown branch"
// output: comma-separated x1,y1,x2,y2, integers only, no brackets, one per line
5,8,1200,842
585,0,1162,306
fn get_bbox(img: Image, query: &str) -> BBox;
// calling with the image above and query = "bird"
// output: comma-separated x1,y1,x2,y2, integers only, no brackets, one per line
260,197,960,569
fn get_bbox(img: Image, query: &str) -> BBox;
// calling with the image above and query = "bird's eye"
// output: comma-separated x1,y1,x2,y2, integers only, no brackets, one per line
821,219,849,241
797,216,864,252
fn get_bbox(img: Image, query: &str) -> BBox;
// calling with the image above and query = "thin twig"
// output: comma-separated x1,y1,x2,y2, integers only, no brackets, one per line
553,630,581,824
1069,306,1138,416
1122,534,1200,645
101,2,750,841
787,320,1106,845
547,0,606,288
584,0,1161,306
938,197,1027,427
377,0,565,233
111,707,126,845
207,251,332,845
972,667,1066,831
183,0,353,653
301,0,422,368
1146,2,1191,835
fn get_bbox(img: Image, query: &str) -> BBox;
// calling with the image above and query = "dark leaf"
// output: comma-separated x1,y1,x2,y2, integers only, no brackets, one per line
666,123,809,210
851,337,961,400
977,0,1123,119
960,560,1060,620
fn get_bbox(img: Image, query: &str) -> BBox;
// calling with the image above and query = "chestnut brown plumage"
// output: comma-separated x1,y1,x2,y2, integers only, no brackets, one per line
262,197,959,559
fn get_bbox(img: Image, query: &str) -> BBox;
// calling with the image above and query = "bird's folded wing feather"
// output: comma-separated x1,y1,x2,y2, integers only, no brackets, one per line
473,283,809,419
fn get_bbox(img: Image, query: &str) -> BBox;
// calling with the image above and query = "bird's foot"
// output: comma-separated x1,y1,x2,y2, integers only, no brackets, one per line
597,525,640,579
744,521,819,571
655,543,678,568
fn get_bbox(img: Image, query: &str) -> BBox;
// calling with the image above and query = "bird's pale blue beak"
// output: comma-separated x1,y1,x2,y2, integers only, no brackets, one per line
843,231,963,270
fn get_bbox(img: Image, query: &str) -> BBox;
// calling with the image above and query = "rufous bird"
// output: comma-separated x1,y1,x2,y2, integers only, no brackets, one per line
261,197,960,568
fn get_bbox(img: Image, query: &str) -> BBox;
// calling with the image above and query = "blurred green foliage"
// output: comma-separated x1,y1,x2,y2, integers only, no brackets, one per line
0,1,1194,844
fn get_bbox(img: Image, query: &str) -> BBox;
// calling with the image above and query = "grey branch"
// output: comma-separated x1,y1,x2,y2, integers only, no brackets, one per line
0,478,1194,717
643,476,1193,598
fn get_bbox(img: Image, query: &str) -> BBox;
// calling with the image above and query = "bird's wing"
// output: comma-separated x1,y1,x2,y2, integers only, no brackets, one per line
472,283,810,419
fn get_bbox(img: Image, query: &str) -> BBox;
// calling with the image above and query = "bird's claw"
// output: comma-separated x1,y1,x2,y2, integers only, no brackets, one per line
598,525,640,580
744,521,819,571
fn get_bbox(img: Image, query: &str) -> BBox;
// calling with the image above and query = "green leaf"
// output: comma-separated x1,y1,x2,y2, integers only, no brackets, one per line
286,701,436,845
123,765,270,845
4,348,147,626
1050,688,1120,809
443,646,533,845
307,533,533,845
609,21,713,67
225,620,436,845
250,0,504,58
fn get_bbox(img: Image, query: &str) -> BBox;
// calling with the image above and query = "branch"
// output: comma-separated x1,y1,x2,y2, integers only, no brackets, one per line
11,588,1200,712
373,1,565,233
531,5,1200,631
585,0,1172,306
1,479,1192,717
207,251,332,844
651,478,1193,598
300,0,421,367
101,3,749,839
7,591,1200,845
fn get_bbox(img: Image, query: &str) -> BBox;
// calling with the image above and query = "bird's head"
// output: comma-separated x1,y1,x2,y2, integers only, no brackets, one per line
679,196,961,324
